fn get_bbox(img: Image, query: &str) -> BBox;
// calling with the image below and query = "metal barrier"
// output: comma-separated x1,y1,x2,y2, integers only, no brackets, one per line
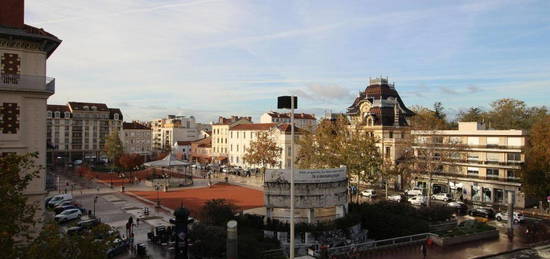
324,233,431,257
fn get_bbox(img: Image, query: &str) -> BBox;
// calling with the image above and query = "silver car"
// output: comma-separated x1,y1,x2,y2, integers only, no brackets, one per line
55,208,82,223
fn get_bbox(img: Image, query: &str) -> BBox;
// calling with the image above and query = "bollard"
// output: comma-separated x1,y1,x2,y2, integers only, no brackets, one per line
227,220,238,259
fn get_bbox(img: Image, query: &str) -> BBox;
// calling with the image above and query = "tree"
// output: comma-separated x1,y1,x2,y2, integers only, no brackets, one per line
199,199,237,226
409,105,449,130
297,117,382,201
118,153,144,180
456,107,486,123
24,223,116,259
0,153,41,258
103,130,123,169
243,131,282,174
521,115,550,199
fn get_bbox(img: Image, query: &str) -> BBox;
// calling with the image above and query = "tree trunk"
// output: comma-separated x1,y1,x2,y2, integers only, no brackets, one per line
427,171,432,207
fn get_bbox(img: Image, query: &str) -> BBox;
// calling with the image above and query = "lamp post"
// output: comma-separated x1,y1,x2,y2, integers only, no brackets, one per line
277,95,297,259
93,196,98,217
155,184,161,208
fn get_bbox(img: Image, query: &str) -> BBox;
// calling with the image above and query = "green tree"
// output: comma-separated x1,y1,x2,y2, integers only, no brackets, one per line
410,105,449,130
456,107,486,123
0,152,41,257
188,224,226,258
486,98,529,129
243,131,282,174
199,199,237,226
24,223,116,259
103,130,123,169
521,115,550,199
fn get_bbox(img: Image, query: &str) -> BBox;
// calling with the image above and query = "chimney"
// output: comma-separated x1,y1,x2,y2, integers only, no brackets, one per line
0,0,25,29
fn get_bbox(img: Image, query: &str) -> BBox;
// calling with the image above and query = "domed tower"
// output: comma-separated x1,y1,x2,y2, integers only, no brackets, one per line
346,77,414,163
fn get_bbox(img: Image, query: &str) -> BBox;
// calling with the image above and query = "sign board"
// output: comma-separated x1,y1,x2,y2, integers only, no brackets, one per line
265,167,347,184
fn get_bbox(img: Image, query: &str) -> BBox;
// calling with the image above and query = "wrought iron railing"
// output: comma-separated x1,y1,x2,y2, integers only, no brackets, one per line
0,73,55,93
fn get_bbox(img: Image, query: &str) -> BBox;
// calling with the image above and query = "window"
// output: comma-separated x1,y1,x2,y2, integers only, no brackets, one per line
54,111,60,118
467,153,479,161
449,136,462,144
385,147,391,159
389,131,393,139
494,189,504,203
486,168,499,178
64,112,70,118
508,137,522,147
91,106,97,111
467,167,479,175
507,170,518,179
114,113,119,120
482,187,492,202
47,111,52,118
83,106,89,110
507,153,521,161
471,185,481,201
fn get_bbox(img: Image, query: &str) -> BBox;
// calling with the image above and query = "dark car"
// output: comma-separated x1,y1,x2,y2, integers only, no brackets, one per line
447,201,468,214
78,218,100,229
67,226,84,235
468,208,495,218
106,239,130,258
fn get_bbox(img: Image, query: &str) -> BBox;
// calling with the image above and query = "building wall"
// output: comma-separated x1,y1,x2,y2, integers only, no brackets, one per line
121,129,151,155
260,112,316,130
411,122,528,208
151,115,200,151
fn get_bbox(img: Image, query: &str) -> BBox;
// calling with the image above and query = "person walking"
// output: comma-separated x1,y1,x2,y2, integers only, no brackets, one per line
420,243,427,259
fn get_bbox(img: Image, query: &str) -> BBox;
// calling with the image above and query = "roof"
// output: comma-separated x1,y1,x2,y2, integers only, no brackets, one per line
267,112,316,120
68,102,109,111
0,24,61,57
230,123,277,131
191,137,212,148
176,141,193,146
213,116,253,125
109,108,123,120
277,123,305,134
123,122,150,130
47,104,70,112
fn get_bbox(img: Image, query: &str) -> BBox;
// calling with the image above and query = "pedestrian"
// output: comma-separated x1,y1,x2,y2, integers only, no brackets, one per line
136,218,140,227
420,243,427,259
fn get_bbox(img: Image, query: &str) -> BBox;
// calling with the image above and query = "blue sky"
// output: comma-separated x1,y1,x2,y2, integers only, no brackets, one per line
27,0,550,122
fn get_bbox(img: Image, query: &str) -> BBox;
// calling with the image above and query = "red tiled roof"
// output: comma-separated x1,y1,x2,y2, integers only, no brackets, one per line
47,104,70,112
230,123,276,131
123,122,150,130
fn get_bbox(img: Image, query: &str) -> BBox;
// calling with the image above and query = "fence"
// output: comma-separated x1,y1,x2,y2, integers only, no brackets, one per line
322,233,430,257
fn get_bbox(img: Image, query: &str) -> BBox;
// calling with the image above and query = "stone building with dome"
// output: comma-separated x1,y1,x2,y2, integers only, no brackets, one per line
346,77,414,163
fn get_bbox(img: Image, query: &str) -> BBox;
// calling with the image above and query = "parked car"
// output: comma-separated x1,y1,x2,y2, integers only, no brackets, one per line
495,211,524,223
107,238,130,258
387,194,403,202
360,189,377,198
78,218,100,228
73,160,83,165
54,205,84,214
468,208,495,219
447,201,468,213
55,208,82,223
408,196,426,206
405,187,423,196
431,193,452,202
48,194,73,208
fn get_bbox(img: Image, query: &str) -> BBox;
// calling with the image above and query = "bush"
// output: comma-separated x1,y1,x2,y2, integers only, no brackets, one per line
199,199,237,226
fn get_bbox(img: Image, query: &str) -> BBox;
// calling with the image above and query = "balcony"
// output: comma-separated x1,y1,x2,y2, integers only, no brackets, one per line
0,74,55,94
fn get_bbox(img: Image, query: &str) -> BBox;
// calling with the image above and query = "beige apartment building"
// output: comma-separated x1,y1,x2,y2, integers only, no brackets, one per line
151,115,199,152
346,77,415,163
0,0,61,220
211,116,252,163
121,121,152,157
260,111,316,129
228,123,300,169
46,102,123,163
411,122,529,208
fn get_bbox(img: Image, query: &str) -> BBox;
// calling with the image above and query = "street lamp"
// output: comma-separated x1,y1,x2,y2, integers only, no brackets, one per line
93,196,98,217
155,184,161,208
277,95,297,259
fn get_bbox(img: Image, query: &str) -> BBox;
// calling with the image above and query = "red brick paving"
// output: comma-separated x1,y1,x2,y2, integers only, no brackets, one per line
129,183,264,216
78,167,191,186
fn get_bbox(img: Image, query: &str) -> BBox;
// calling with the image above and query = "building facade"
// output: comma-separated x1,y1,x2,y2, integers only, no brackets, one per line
260,111,316,129
346,77,415,163
411,122,528,208
151,115,199,152
0,0,61,221
211,116,252,163
190,137,212,163
227,123,300,169
121,121,152,156
46,102,123,163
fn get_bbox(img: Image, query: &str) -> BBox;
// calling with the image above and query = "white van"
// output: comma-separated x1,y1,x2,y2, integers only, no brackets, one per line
48,194,73,208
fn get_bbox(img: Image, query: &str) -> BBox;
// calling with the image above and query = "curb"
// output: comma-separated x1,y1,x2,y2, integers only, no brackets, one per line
123,191,174,215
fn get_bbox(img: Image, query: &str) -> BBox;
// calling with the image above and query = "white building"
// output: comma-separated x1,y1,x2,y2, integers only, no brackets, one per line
0,0,61,222
227,123,300,169
260,111,316,129
121,122,152,156
411,122,529,208
46,102,123,162
151,115,200,151
211,116,252,163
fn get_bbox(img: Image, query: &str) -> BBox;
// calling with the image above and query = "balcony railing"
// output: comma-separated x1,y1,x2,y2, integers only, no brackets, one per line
0,74,55,93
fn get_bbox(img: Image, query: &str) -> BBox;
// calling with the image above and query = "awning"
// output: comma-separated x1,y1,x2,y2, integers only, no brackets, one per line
144,154,190,167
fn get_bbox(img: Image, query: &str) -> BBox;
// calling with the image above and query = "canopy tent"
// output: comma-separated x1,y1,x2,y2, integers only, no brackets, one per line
144,154,190,167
